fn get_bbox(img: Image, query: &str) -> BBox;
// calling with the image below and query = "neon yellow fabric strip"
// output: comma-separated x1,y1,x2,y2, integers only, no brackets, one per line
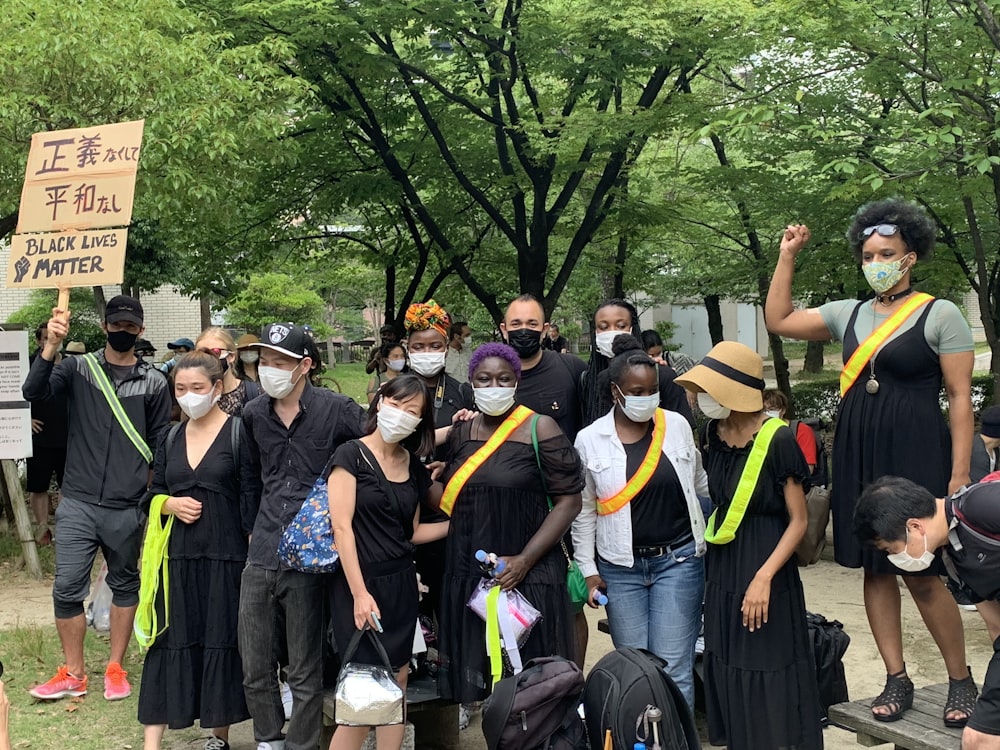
839,293,934,397
485,585,503,689
82,353,152,463
134,493,174,648
704,418,784,545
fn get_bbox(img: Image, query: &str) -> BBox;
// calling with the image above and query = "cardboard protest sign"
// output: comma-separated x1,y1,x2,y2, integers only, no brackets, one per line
8,120,144,293
0,331,31,460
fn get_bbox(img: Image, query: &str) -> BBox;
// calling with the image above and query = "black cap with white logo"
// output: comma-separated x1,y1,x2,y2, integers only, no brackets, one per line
252,323,311,359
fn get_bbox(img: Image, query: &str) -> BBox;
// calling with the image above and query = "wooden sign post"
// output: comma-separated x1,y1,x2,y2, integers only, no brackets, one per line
4,120,144,573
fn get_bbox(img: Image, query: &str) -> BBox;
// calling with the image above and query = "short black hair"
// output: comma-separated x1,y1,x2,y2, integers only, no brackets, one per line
641,329,663,351
853,476,937,546
607,334,655,385
762,388,788,413
449,321,469,340
35,323,47,342
847,198,936,262
366,373,436,457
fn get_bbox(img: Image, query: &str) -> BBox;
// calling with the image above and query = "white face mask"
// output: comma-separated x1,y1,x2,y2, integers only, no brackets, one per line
176,388,220,420
887,530,935,572
408,352,446,377
386,359,406,372
697,392,731,420
463,335,473,346
239,350,259,364
259,364,302,399
474,386,517,416
614,385,659,423
595,331,623,359
764,409,781,420
376,404,422,444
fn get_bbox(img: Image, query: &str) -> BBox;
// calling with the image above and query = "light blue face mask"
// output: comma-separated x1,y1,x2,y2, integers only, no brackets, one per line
614,384,659,423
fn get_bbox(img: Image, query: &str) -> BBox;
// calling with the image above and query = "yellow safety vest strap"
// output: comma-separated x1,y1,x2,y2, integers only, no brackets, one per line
82,353,153,463
839,293,934,397
597,409,667,515
704,418,784,545
440,405,533,516
134,493,174,648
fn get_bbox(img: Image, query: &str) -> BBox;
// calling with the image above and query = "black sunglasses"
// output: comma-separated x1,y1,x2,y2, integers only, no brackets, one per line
861,223,900,239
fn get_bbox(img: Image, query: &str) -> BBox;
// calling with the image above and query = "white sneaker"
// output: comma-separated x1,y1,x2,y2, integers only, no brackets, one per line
257,743,285,750
280,680,293,720
459,704,471,731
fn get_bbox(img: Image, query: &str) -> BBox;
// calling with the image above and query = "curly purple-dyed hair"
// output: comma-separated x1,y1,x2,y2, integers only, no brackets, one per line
468,342,522,381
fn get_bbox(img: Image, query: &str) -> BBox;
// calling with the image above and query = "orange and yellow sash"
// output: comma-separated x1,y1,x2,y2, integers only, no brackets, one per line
440,405,533,516
596,409,666,515
839,293,934,397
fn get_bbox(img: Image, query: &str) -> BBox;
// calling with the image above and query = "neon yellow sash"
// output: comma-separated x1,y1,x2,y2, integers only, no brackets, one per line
597,409,666,515
485,586,504,688
82,353,153,463
839,293,934,397
134,494,174,648
704,418,783,545
440,405,533,516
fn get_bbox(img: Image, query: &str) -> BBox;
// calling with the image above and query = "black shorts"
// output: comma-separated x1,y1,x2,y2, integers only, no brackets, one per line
968,634,1000,735
26,446,66,493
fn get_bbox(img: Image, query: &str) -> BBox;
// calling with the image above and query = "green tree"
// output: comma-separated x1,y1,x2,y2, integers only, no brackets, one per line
225,273,330,335
7,288,106,352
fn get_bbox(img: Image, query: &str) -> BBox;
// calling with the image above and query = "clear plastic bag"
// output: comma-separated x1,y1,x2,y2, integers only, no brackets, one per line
86,561,112,632
466,577,541,646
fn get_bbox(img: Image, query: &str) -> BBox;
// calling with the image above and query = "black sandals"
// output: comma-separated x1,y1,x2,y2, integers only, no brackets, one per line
871,668,914,722
944,667,978,728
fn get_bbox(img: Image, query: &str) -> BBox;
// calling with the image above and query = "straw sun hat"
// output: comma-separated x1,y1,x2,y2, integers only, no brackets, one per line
674,341,765,413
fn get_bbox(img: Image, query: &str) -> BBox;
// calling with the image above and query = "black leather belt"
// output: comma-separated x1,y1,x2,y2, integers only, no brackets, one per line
633,544,673,558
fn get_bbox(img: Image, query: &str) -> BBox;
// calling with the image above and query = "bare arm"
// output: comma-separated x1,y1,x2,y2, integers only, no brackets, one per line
328,466,380,631
941,350,974,493
765,225,834,341
741,477,808,632
411,504,449,544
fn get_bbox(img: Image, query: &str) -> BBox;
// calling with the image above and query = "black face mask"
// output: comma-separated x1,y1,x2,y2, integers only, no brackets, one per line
506,328,542,359
107,330,139,353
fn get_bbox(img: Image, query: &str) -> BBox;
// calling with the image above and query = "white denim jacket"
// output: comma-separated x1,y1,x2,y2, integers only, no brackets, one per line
572,408,709,577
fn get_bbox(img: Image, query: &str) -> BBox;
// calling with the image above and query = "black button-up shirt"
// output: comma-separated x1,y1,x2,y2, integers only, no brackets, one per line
243,382,368,569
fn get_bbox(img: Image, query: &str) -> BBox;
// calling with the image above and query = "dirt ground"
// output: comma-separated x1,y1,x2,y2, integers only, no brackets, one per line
2,553,994,750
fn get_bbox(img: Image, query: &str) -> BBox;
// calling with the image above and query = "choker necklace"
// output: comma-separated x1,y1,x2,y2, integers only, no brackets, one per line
875,287,915,306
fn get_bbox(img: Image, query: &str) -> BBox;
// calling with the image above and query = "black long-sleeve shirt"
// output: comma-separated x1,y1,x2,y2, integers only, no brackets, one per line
242,382,367,569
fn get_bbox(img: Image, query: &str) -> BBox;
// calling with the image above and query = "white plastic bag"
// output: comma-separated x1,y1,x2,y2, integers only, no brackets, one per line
86,562,112,632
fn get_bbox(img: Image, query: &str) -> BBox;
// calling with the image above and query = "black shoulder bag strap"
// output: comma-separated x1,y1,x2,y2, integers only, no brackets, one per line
482,671,521,750
354,440,414,539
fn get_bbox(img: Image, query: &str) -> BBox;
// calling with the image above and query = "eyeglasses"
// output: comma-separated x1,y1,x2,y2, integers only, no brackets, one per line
197,347,230,357
861,223,900,239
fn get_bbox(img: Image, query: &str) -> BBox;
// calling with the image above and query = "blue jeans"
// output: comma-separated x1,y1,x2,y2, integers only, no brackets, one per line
598,539,705,711
238,564,326,750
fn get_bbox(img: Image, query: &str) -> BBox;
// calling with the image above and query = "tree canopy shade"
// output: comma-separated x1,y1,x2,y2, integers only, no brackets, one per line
222,0,753,321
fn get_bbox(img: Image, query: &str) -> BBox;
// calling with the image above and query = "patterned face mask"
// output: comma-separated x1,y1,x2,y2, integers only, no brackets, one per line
863,256,911,294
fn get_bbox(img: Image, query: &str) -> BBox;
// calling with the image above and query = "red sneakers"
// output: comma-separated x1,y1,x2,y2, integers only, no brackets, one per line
29,666,88,700
103,662,131,701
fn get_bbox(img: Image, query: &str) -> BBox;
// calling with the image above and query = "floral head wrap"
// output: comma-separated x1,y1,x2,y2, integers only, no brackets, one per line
404,299,451,339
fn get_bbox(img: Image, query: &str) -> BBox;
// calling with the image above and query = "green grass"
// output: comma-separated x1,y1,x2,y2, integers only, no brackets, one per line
317,361,371,404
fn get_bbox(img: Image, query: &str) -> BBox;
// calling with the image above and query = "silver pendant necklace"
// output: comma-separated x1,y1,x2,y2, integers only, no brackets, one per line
866,302,882,395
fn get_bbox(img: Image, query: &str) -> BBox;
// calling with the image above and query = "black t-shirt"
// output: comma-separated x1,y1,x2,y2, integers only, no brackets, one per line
542,335,569,352
625,424,690,548
332,440,432,565
28,352,68,448
515,351,588,441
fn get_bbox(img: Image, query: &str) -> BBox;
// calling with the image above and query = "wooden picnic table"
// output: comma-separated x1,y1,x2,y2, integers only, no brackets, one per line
828,683,963,749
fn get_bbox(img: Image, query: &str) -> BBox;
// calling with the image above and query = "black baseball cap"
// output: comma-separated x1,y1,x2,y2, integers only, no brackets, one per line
252,323,312,359
104,295,143,326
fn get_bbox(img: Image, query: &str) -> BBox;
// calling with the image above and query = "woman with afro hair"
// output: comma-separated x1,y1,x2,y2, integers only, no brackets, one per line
765,198,977,727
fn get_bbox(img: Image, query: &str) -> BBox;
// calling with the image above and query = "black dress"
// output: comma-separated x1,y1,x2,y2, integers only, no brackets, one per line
328,440,431,670
832,301,950,573
701,421,823,750
438,417,583,703
138,418,260,729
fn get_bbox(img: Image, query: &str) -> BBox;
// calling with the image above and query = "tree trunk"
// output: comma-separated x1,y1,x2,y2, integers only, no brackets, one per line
769,332,794,412
92,286,107,318
705,295,724,344
803,340,825,373
200,295,211,330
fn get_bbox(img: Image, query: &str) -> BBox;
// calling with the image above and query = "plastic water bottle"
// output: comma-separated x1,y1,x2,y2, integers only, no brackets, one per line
590,587,609,607
634,743,646,750
475,549,506,577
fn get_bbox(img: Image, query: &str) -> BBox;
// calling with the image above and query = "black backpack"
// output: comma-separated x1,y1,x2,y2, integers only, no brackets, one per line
789,417,830,488
582,647,699,750
482,656,587,750
805,612,850,722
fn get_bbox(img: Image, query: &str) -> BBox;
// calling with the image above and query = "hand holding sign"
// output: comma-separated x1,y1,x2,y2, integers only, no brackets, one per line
44,307,69,359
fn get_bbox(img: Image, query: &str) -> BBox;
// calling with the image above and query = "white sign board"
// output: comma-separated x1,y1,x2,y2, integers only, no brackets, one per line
0,330,31,459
